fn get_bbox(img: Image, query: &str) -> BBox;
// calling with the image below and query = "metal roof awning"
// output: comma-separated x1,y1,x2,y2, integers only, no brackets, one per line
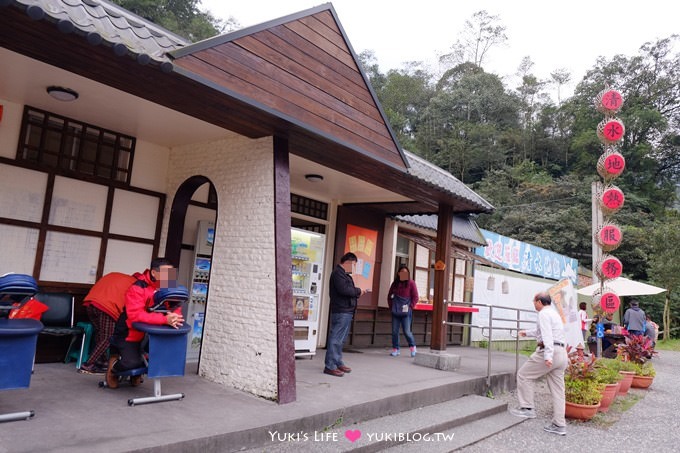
398,231,502,269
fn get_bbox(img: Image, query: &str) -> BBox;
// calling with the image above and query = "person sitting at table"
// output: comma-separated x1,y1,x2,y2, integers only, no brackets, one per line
106,258,184,389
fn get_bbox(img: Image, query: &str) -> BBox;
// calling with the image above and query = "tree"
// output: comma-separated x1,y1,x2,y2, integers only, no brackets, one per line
439,10,507,71
648,212,680,339
417,65,519,183
110,0,236,41
550,68,571,106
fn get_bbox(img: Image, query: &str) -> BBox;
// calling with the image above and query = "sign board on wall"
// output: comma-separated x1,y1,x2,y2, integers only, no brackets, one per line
475,229,578,285
344,224,378,291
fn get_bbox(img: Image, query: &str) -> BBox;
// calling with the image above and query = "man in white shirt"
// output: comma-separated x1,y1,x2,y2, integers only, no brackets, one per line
510,292,568,436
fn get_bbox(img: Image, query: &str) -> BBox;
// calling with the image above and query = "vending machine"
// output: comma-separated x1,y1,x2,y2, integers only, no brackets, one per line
186,220,214,362
291,228,325,357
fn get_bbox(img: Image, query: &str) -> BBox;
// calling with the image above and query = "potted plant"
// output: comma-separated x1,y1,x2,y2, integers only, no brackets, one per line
631,362,656,388
600,356,636,395
593,363,622,412
616,334,657,389
564,346,603,420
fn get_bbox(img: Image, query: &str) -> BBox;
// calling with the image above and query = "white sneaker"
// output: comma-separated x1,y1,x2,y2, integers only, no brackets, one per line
543,423,567,436
509,407,537,418
390,349,400,357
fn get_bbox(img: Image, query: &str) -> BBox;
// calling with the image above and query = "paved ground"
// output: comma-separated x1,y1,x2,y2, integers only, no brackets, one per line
461,350,680,452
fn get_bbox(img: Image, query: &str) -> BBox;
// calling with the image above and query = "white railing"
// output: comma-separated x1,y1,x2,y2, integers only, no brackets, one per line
443,302,536,389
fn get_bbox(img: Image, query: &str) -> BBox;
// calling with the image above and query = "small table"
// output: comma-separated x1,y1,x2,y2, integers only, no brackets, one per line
126,322,191,406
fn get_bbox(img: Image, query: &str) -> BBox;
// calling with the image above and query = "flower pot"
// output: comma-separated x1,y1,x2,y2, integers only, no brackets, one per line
565,401,601,420
617,371,635,395
598,382,619,413
631,375,653,389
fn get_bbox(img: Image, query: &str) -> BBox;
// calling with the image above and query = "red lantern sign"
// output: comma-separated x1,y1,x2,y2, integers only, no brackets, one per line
597,118,625,144
600,292,620,314
603,153,625,177
601,187,625,211
600,256,622,279
600,90,623,112
598,224,622,248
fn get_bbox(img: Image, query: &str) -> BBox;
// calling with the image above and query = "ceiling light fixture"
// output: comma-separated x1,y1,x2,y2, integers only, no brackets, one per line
46,86,79,102
304,174,324,183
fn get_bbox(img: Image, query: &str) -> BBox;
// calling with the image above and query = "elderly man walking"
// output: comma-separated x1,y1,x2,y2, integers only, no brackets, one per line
510,292,568,436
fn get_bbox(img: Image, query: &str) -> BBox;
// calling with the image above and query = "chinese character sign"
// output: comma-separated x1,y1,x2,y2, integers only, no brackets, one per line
600,256,622,279
600,292,620,313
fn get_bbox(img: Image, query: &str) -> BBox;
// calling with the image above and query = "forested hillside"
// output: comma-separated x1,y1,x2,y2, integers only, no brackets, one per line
361,13,680,335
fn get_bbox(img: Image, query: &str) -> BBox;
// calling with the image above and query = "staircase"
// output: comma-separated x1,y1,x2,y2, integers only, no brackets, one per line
243,394,524,452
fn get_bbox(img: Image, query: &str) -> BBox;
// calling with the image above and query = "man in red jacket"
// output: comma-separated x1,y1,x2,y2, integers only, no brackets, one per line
106,258,184,389
79,272,136,374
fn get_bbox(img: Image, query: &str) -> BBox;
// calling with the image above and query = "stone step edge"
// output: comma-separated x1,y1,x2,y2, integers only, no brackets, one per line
339,394,509,453
385,411,525,452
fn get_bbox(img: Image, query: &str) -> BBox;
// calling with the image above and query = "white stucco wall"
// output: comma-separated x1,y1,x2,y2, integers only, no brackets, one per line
162,134,278,400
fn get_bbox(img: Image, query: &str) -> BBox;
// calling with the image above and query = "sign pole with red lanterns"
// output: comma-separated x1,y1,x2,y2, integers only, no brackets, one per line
592,86,625,356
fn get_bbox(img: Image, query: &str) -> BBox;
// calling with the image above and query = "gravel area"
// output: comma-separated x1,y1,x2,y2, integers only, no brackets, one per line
459,350,680,452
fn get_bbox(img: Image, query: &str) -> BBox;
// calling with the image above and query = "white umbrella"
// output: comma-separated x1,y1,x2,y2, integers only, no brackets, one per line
577,277,666,297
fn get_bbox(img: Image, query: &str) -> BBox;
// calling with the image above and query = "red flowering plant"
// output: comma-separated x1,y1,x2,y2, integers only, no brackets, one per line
616,334,658,377
616,334,657,365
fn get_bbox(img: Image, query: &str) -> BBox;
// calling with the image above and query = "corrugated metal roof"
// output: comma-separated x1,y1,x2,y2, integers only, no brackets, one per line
395,214,487,247
403,150,494,213
10,0,188,64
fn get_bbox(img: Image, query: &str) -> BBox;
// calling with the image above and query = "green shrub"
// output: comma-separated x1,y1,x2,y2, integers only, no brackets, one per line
633,362,656,377
565,377,604,406
593,364,623,385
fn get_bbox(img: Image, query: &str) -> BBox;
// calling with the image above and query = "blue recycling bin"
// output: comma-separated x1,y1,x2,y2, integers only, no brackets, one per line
124,322,191,406
134,322,191,378
0,319,43,390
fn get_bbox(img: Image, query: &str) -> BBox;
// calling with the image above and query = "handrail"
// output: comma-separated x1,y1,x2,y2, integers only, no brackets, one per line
444,302,536,390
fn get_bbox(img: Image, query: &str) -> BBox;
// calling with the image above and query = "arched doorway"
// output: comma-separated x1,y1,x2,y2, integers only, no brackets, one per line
166,175,217,367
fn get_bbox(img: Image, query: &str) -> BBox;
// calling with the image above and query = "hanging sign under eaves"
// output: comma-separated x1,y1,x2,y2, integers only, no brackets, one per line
474,229,578,285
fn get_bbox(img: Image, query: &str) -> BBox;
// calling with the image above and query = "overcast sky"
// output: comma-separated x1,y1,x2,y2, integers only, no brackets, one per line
199,0,678,99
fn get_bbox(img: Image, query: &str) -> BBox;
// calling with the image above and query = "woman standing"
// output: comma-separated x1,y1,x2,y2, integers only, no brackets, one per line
387,265,419,357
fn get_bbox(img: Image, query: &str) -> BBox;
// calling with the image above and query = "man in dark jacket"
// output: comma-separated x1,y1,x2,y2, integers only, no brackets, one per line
323,252,366,377
623,299,646,336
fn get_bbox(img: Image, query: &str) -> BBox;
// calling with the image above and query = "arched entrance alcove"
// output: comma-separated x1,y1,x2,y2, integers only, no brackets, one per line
165,175,218,367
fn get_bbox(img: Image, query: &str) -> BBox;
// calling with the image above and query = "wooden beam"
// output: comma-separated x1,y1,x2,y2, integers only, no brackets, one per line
273,136,296,404
430,203,453,351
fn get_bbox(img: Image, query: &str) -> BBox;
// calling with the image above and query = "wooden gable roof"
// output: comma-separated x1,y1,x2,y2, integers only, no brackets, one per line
170,4,408,170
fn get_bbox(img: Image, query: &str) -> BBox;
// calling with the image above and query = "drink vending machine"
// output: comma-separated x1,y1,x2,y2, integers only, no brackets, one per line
186,220,214,362
291,228,325,357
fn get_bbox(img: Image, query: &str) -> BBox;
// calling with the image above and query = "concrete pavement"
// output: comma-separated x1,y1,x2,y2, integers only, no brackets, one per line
0,346,522,452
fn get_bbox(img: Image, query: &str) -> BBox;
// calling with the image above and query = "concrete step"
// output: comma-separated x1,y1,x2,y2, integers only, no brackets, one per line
246,394,523,452
383,411,524,452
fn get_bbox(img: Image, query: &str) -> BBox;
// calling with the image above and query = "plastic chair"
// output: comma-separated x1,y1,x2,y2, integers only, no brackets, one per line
35,292,86,365
66,321,93,368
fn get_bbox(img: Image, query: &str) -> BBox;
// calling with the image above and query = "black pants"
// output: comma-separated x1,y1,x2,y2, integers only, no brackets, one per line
111,339,147,372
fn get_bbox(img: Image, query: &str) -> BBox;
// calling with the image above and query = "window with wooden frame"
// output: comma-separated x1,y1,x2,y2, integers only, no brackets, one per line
17,106,135,185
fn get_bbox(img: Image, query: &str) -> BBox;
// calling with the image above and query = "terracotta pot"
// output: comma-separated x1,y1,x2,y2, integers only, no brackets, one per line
565,400,601,420
598,382,620,412
631,375,653,389
617,371,635,395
